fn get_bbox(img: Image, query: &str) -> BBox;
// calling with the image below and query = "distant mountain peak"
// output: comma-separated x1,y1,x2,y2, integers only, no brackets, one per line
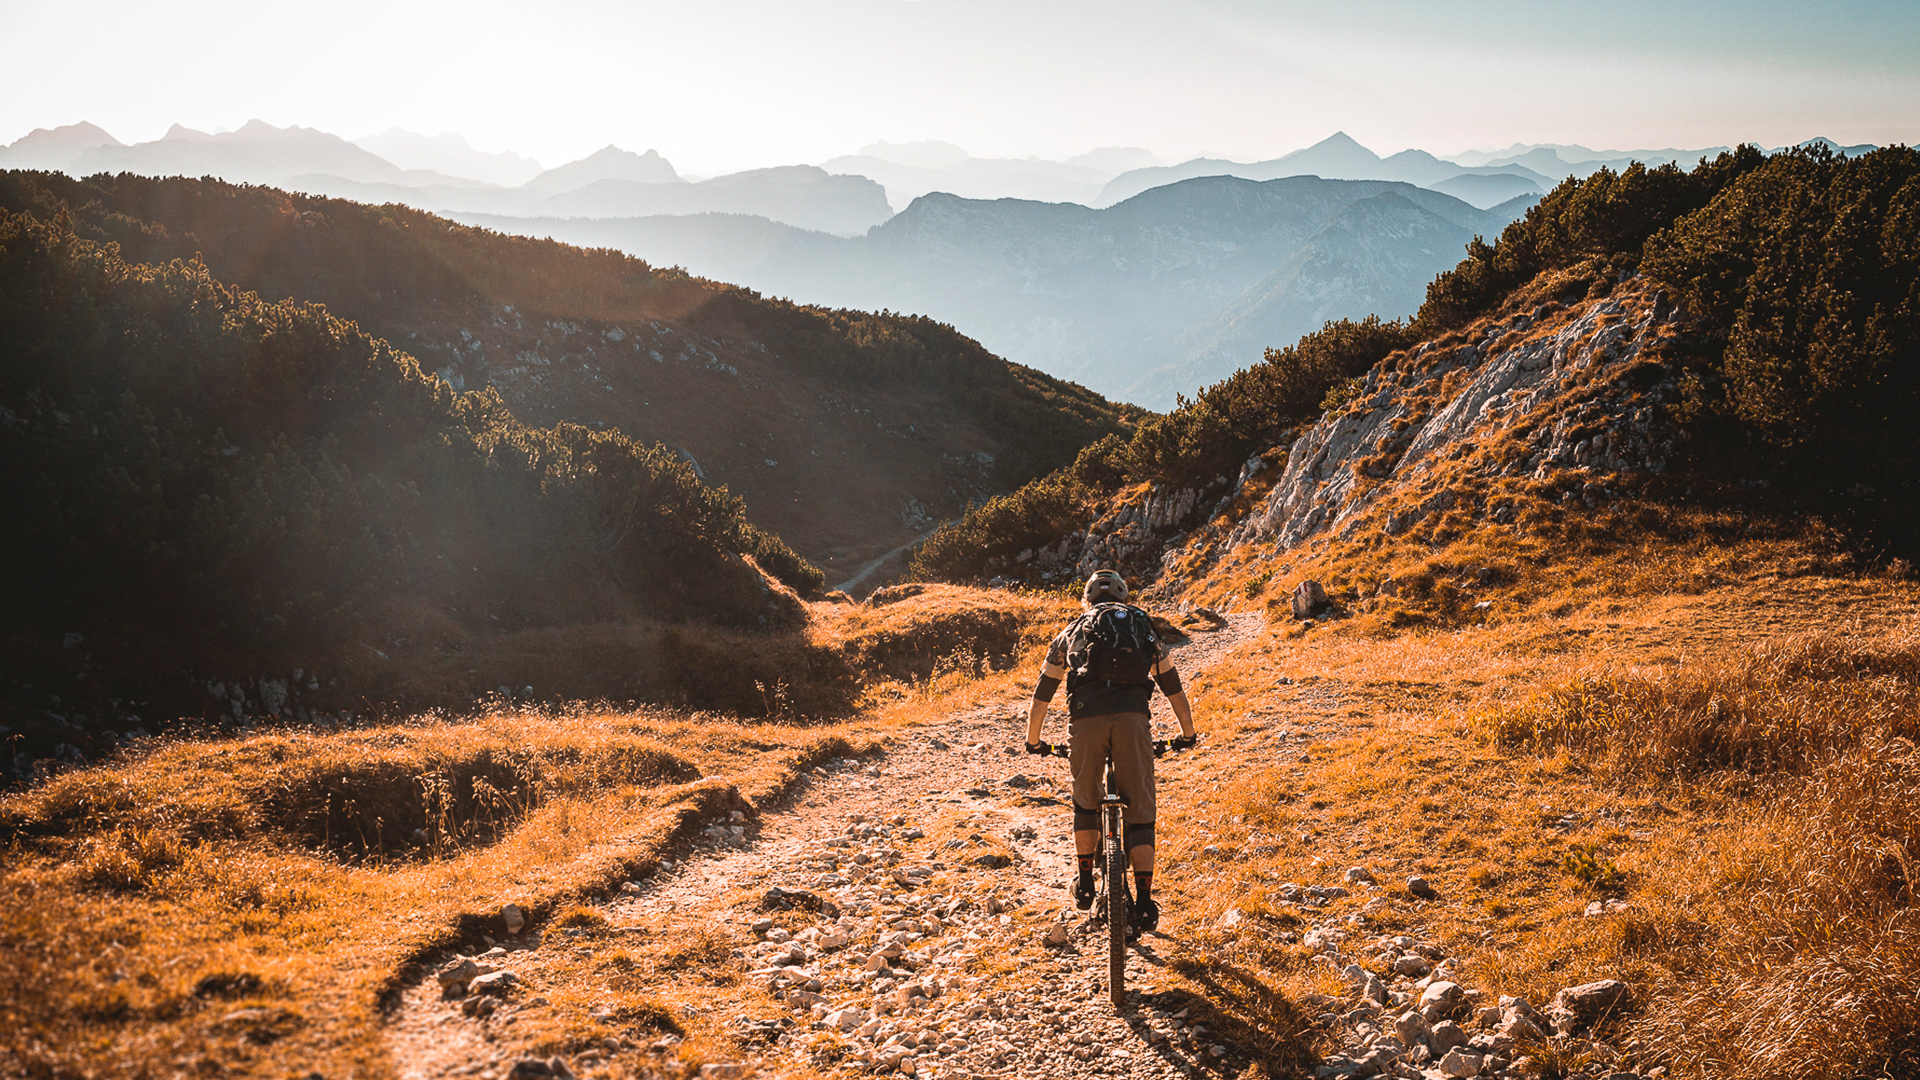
0,121,125,171
1286,131,1381,165
524,145,682,194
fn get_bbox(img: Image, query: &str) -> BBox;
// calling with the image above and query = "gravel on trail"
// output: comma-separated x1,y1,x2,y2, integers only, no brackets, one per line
387,613,1265,1080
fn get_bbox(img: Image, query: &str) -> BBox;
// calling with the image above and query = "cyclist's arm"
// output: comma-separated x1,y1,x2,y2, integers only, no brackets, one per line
1154,656,1197,738
1026,660,1066,744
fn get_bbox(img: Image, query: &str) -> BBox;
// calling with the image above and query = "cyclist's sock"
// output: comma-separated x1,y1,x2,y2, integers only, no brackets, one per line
1076,854,1095,887
1134,870,1153,903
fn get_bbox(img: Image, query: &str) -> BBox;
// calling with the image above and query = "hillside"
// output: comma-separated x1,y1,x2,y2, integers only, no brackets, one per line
0,171,1133,587
0,208,835,745
462,175,1532,408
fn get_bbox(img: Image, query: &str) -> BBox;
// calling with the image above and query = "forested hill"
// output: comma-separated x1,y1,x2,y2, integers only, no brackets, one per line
0,171,1137,579
0,210,820,722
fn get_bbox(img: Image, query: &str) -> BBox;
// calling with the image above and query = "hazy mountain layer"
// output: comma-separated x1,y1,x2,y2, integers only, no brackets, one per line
1096,132,1553,207
0,121,122,171
460,175,1532,408
820,154,1116,211
352,128,545,187
1152,191,1479,397
75,120,410,186
523,145,682,193
4,121,893,236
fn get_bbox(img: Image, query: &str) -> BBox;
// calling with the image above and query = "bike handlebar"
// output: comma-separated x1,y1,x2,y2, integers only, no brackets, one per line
1151,737,1200,758
1025,734,1200,759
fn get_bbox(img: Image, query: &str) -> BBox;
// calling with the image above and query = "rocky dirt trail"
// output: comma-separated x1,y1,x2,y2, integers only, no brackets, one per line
386,608,1645,1080
386,614,1265,1080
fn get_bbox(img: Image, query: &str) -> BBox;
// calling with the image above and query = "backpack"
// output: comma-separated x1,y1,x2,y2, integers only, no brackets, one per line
1064,603,1159,687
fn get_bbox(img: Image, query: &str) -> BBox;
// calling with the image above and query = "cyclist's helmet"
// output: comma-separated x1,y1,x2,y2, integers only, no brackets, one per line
1083,569,1129,604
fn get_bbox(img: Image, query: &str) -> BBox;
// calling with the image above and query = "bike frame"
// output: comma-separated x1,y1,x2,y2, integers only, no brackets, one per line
1043,735,1191,1009
1100,757,1131,1006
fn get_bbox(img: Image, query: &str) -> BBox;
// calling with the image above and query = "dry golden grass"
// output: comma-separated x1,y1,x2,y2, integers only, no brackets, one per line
1481,632,1920,1077
0,704,883,1079
1122,570,1920,1079
807,583,1071,681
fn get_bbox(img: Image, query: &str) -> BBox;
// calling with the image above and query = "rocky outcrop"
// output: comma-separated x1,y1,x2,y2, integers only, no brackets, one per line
1175,281,1688,581
990,279,1692,600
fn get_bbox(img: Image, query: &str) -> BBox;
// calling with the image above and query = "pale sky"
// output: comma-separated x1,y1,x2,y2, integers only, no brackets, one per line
5,0,1916,174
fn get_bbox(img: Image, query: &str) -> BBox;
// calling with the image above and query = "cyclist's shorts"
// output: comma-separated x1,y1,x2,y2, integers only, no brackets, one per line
1067,711,1155,828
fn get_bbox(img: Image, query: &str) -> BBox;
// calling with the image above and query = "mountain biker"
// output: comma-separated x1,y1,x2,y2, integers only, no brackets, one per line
1024,569,1196,934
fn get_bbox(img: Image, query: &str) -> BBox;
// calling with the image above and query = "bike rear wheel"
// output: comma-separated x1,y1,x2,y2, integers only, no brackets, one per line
1106,830,1129,1007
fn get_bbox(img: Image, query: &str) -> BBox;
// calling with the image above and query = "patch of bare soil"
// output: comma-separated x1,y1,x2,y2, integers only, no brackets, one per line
385,615,1265,1080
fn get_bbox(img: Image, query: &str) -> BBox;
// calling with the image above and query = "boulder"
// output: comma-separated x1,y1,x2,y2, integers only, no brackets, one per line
1547,979,1630,1032
1498,1010,1549,1043
1419,981,1468,1021
1407,875,1438,900
436,957,485,989
1437,1048,1483,1078
468,970,518,997
501,903,526,934
1393,1010,1431,1046
1429,1019,1469,1055
1392,954,1432,977
1290,580,1329,618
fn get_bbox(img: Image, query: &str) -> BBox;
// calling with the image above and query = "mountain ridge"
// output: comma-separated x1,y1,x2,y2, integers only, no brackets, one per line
457,173,1532,408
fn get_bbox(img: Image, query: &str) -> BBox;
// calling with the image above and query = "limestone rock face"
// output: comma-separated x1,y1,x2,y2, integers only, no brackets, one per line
1226,283,1686,557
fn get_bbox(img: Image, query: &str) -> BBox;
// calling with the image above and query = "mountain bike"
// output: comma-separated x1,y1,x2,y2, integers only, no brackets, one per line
1039,734,1196,1008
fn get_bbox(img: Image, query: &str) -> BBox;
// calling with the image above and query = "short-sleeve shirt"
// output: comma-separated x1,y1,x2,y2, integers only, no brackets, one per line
1045,607,1172,720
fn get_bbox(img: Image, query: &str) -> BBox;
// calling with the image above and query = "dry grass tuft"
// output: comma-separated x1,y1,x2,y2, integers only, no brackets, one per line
1486,632,1920,777
5,707,702,863
1484,633,1920,1077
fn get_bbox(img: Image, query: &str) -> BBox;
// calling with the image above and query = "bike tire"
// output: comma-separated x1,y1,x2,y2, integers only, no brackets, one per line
1107,834,1129,1007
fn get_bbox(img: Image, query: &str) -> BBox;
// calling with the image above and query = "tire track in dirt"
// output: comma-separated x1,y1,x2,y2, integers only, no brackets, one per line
385,613,1265,1080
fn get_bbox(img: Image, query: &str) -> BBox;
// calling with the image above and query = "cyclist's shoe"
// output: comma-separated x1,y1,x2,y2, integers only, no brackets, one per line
1134,898,1160,934
1075,876,1096,910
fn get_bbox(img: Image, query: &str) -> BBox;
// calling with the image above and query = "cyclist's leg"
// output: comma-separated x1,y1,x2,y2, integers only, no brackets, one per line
1067,715,1113,908
1112,711,1158,868
1067,714,1113,856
